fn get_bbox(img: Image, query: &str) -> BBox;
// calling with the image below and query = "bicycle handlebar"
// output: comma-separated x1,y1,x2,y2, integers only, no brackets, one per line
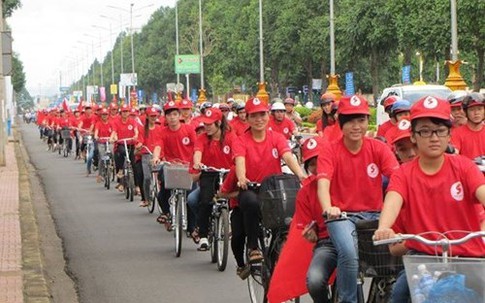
373,231,485,247
138,145,153,155
199,165,230,174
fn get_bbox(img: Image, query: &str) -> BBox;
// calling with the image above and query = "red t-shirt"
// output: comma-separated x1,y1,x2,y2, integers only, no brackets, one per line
230,117,249,136
95,120,113,143
194,131,236,169
220,167,239,209
80,114,96,130
160,123,196,163
233,130,291,183
268,116,295,140
108,115,119,124
377,120,394,138
316,118,336,133
112,118,137,141
383,124,398,146
57,117,70,128
317,137,399,211
137,125,163,155
321,123,342,143
387,154,485,257
294,176,329,239
451,123,485,160
69,116,80,128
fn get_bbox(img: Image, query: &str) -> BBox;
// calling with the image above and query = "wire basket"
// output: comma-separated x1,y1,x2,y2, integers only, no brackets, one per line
60,129,71,139
259,188,299,230
163,163,192,190
403,255,485,303
355,220,404,277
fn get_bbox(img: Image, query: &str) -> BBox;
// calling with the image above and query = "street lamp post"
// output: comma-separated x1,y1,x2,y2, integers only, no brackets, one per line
255,0,269,105
197,0,207,103
444,0,466,90
325,0,342,100
175,1,182,101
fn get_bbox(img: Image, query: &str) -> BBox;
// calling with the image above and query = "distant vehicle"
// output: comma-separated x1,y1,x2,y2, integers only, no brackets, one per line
376,84,452,126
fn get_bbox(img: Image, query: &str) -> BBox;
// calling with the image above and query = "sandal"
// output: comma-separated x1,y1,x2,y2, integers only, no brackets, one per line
139,201,149,207
237,264,251,280
248,249,264,264
190,229,201,244
157,213,170,224
118,184,124,192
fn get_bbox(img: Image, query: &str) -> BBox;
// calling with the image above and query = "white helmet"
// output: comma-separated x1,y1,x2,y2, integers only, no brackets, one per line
271,102,286,111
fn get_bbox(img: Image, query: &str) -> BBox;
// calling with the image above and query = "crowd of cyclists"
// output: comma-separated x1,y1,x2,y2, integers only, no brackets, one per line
31,90,484,303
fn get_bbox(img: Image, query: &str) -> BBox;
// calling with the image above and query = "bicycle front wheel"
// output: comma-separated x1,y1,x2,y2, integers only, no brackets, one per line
247,262,270,303
147,176,157,214
128,168,134,202
210,215,218,264
174,197,183,258
216,208,229,272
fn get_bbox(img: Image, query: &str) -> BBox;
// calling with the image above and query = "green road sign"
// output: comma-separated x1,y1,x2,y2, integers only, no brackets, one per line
175,55,201,74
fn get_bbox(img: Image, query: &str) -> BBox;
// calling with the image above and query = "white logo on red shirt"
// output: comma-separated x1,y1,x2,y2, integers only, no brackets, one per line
306,139,317,150
223,145,230,155
205,110,212,117
283,127,289,134
398,120,411,130
423,97,438,109
128,125,133,131
450,181,464,201
272,148,278,159
182,137,190,145
366,163,379,178
253,98,261,105
350,96,361,106
168,101,175,106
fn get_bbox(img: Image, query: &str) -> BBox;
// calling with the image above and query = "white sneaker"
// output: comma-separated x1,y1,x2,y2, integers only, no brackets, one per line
198,238,209,251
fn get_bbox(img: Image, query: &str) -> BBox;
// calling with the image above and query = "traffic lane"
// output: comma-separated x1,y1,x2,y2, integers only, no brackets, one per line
20,124,251,303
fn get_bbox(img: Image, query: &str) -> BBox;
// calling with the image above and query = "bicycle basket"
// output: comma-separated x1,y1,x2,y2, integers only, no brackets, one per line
403,255,485,303
259,187,299,230
355,220,404,277
60,129,71,139
163,163,192,190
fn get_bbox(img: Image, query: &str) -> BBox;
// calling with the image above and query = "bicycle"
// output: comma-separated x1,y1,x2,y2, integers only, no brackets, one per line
374,231,485,303
324,212,400,303
117,138,136,202
60,127,72,158
162,161,193,258
98,138,114,190
200,165,231,271
137,145,160,214
246,181,300,303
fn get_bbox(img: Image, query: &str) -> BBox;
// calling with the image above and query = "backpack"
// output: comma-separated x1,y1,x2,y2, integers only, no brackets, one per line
258,174,301,229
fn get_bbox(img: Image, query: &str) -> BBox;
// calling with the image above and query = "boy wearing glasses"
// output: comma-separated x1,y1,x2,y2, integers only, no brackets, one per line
374,96,485,303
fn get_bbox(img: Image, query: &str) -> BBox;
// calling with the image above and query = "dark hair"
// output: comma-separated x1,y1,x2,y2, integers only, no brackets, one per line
303,156,317,174
208,115,231,150
321,106,337,128
164,108,179,116
410,117,452,132
338,114,369,129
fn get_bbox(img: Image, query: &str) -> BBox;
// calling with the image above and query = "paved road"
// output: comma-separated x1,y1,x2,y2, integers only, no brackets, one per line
21,124,263,303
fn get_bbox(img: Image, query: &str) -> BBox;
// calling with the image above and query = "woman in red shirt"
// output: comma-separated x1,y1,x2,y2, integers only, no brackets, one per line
191,107,235,251
375,96,485,302
94,108,114,183
135,107,163,207
234,97,305,263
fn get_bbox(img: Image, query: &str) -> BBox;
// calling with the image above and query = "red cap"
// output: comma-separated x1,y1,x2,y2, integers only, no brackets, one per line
146,107,159,116
130,108,138,116
100,108,109,115
337,95,370,115
179,99,193,109
245,98,269,114
199,108,223,124
163,100,179,112
84,103,92,109
391,119,412,144
383,95,399,109
109,102,119,110
410,96,451,121
120,104,131,112
301,137,323,162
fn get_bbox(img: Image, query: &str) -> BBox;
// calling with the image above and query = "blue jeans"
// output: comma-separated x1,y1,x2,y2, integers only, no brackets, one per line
86,142,95,173
326,212,380,303
307,238,338,303
187,185,200,233
392,269,410,303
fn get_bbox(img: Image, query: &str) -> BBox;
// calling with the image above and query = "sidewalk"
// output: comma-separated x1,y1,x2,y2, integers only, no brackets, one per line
0,143,22,303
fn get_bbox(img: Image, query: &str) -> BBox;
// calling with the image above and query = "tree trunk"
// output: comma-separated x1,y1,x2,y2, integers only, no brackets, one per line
474,47,484,92
370,48,380,97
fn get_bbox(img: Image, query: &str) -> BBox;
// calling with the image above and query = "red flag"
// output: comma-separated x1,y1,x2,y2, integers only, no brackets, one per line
61,98,71,113
267,222,314,303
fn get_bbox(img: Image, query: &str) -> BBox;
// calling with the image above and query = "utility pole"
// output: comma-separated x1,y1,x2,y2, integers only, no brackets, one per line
0,2,6,166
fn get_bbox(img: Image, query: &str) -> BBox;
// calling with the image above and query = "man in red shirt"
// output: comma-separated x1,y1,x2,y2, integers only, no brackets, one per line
229,104,249,136
108,102,119,123
94,108,114,183
375,96,485,302
376,95,399,138
268,102,296,140
451,92,484,160
317,95,399,302
447,90,468,128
